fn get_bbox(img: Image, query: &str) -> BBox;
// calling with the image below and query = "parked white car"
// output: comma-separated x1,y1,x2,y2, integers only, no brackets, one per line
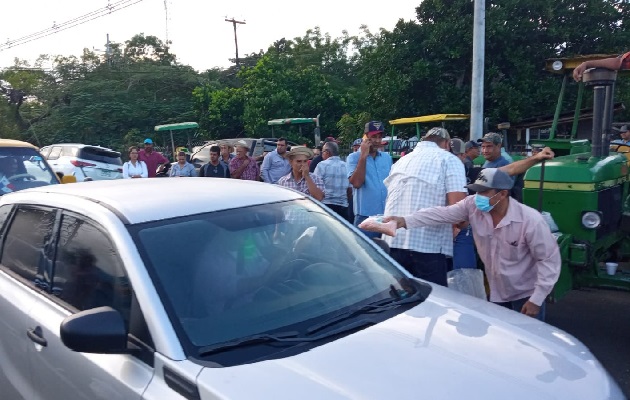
0,179,623,399
40,143,123,181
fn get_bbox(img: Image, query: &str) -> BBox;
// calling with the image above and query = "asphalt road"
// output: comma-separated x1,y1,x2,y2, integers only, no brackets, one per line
546,288,630,397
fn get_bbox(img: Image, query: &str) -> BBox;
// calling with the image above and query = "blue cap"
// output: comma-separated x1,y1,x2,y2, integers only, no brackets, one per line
364,121,385,135
144,138,153,144
352,138,362,146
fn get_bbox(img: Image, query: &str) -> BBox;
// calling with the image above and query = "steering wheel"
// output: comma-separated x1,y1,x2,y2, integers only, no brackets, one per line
9,173,37,182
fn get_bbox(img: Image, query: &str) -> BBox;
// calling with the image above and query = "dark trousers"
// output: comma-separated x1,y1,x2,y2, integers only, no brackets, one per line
325,204,350,223
495,298,546,322
390,248,447,287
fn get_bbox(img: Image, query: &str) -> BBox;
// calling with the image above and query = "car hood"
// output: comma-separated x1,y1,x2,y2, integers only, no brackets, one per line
197,285,623,399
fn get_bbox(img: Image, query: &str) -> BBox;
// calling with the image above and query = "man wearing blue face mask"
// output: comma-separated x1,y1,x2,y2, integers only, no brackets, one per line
381,153,559,322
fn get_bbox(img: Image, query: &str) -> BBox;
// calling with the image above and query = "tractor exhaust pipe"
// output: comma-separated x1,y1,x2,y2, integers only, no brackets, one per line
583,68,617,158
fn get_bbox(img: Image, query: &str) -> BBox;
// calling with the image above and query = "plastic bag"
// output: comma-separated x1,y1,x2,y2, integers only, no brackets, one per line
541,211,559,233
447,269,486,300
358,215,398,237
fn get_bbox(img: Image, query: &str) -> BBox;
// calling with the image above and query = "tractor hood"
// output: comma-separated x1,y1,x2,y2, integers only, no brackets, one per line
196,286,623,399
525,152,628,184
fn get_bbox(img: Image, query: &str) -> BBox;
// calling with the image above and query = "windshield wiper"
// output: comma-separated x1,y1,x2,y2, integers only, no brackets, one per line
306,290,425,336
198,331,305,356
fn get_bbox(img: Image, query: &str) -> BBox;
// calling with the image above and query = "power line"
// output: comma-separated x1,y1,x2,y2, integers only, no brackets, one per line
0,0,144,51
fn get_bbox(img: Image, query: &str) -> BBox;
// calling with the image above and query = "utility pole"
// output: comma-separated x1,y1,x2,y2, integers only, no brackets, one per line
470,0,485,141
225,17,246,68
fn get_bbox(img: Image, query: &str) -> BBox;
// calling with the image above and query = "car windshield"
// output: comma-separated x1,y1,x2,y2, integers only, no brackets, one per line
131,199,425,362
0,147,59,194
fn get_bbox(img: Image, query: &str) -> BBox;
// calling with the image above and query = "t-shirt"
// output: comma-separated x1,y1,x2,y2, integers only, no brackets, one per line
199,161,230,178
138,150,169,178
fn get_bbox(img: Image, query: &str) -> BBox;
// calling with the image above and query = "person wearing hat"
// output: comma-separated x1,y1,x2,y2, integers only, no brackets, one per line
464,140,480,170
352,138,362,152
277,146,325,201
382,157,560,321
219,142,235,164
347,121,393,238
613,125,630,144
138,138,169,178
478,132,510,168
261,137,290,184
229,140,260,181
449,137,478,270
382,127,467,286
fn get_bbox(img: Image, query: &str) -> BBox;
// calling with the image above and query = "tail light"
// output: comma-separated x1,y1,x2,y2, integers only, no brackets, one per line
70,160,96,167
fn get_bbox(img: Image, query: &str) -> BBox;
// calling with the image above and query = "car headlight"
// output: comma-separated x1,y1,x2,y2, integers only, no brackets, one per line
581,211,602,229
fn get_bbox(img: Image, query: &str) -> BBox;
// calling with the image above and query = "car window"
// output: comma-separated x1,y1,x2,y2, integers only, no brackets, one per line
0,204,13,242
40,146,51,158
131,199,421,359
48,146,62,160
61,146,76,157
78,147,123,166
52,214,132,323
1,207,56,284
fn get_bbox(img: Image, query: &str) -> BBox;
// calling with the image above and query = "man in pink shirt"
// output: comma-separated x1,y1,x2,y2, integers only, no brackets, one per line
384,167,561,322
138,138,169,178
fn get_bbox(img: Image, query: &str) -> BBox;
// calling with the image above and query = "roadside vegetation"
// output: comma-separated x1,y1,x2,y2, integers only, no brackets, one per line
2,0,630,151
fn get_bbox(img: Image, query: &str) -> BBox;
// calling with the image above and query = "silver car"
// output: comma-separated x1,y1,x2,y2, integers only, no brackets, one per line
0,179,623,399
40,143,123,181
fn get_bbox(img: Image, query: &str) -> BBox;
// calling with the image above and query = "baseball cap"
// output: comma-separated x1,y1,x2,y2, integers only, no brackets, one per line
466,168,514,192
477,132,502,145
424,127,450,140
143,138,153,144
364,121,385,135
450,138,465,154
614,125,629,133
352,138,362,146
465,140,480,151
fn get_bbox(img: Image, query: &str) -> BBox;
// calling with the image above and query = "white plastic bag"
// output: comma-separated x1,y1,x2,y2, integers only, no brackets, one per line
541,211,559,232
358,215,398,237
447,269,486,300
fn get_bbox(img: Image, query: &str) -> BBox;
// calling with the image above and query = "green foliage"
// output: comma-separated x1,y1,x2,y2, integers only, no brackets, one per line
4,1,630,151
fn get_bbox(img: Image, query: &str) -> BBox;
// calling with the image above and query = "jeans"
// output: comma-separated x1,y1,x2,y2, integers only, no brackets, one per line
496,297,546,322
453,226,477,269
354,215,382,239
389,248,448,287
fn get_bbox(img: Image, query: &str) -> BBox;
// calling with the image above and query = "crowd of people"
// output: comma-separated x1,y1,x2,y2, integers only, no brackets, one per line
122,122,562,321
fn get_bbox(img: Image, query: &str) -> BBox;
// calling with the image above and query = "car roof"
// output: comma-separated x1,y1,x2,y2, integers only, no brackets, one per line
43,143,118,151
0,139,39,149
10,178,304,224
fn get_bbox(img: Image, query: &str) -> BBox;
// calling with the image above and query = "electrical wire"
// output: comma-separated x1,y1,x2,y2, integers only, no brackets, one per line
0,0,144,51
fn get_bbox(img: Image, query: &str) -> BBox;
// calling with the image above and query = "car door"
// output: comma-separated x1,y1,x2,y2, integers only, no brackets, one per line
0,205,37,399
21,210,154,400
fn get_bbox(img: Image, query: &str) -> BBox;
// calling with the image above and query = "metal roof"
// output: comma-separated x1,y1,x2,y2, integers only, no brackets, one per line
389,114,470,125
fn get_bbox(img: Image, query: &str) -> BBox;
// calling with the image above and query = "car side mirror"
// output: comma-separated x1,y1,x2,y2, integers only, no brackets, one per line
60,306,129,354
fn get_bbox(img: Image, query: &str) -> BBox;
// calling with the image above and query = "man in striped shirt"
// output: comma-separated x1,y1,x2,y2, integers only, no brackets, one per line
314,141,351,221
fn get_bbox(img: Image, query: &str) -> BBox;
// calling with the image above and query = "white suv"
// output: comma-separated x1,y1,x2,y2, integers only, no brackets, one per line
40,143,123,181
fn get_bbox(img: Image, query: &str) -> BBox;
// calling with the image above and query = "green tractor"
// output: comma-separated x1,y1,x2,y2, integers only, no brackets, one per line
523,65,630,300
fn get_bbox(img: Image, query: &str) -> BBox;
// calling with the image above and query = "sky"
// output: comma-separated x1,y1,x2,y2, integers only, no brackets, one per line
1,0,421,71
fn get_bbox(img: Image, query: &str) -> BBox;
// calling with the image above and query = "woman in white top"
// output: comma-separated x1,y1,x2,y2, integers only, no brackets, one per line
122,146,148,178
